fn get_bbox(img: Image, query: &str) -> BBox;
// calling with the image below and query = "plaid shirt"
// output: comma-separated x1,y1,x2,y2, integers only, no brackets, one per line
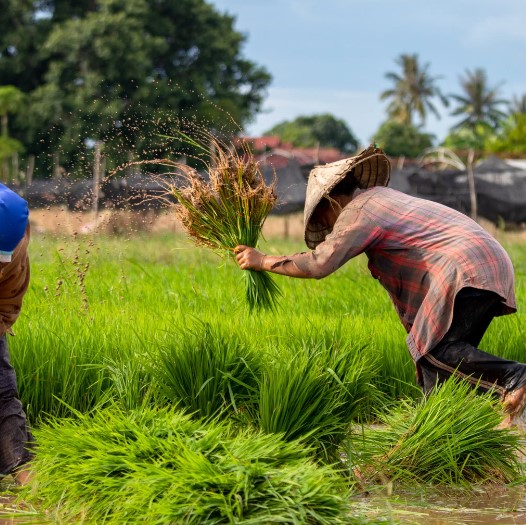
287,187,516,361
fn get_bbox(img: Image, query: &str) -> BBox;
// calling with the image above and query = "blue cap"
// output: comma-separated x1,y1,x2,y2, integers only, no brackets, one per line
0,183,29,262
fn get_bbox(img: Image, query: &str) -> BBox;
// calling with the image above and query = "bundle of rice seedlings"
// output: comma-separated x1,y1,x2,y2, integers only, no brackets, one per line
149,320,261,420
347,376,524,486
161,132,281,312
20,405,359,524
257,343,382,462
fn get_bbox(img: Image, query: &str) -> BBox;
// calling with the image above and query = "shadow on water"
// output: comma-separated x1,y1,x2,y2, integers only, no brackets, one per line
356,485,526,524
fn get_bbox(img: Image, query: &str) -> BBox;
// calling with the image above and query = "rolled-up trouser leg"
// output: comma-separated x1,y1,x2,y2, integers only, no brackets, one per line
0,335,34,476
417,287,526,396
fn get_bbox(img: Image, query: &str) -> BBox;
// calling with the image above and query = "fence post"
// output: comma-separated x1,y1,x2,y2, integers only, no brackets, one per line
467,149,477,221
93,141,103,214
26,155,34,187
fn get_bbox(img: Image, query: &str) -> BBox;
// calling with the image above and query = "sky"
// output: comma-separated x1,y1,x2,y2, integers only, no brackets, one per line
209,0,526,147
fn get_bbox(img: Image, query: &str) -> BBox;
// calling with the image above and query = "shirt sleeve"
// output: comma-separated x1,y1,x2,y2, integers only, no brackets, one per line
0,227,30,336
270,205,381,279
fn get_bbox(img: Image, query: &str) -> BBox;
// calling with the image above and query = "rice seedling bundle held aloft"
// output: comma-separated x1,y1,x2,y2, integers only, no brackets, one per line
166,133,281,312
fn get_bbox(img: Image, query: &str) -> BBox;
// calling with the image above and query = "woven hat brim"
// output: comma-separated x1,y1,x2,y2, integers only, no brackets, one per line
304,145,391,249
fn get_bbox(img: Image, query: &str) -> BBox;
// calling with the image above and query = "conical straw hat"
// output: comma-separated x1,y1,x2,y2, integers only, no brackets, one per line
304,144,391,249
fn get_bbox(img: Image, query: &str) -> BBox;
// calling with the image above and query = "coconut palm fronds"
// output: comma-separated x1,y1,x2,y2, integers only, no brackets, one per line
164,135,281,313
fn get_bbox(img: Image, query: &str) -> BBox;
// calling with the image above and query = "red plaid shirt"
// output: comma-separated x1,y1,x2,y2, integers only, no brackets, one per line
284,187,516,361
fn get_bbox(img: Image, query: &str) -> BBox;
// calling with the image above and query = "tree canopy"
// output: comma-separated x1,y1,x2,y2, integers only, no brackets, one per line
485,114,526,154
372,121,434,158
449,68,508,132
380,54,448,126
264,114,359,153
0,0,271,177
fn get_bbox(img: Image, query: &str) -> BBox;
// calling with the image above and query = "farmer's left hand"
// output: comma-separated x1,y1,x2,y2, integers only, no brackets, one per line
234,245,266,271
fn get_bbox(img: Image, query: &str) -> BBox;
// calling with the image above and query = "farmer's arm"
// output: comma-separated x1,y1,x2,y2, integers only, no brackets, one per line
235,247,311,278
235,206,379,279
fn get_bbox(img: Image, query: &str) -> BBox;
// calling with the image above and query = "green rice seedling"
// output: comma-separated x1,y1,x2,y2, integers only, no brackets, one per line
256,342,381,462
281,326,386,424
149,321,262,420
346,376,525,486
161,132,281,312
12,324,113,422
20,404,360,524
103,354,155,411
14,231,526,423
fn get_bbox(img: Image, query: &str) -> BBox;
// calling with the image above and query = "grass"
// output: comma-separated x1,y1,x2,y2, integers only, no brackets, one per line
6,229,526,523
150,320,262,420
20,405,359,524
347,377,525,485
256,340,382,461
12,230,526,419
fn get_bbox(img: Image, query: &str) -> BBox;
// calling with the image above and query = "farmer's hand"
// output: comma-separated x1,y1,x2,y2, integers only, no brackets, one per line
234,245,266,271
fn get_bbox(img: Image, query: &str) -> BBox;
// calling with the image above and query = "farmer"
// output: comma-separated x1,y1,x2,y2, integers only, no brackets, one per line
235,145,526,428
0,183,33,484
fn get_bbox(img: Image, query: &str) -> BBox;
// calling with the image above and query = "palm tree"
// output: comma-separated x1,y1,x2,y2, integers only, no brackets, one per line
449,68,508,131
509,94,526,116
380,53,449,126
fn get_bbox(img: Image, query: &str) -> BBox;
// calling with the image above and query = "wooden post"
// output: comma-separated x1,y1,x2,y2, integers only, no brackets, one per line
467,149,477,221
12,152,19,184
283,214,289,239
92,141,102,214
52,151,61,179
26,155,35,187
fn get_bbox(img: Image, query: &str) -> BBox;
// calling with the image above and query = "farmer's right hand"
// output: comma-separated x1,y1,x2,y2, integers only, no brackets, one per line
234,245,266,271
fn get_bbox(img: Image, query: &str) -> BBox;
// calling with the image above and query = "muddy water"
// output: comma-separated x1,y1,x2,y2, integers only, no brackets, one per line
357,485,526,524
3,478,526,524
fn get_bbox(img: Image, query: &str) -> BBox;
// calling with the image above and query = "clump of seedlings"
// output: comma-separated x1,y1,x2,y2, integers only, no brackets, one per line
347,376,525,486
150,320,261,420
257,341,382,462
21,405,359,524
162,131,281,312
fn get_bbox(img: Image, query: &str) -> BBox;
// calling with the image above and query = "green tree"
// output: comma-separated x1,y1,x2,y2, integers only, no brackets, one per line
372,121,434,158
265,114,359,153
449,68,508,131
0,85,24,137
441,124,495,152
1,0,271,177
508,94,526,116
485,114,526,154
0,86,25,182
380,53,448,126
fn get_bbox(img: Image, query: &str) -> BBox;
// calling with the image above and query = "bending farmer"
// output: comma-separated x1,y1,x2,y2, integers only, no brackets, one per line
235,145,526,428
0,183,33,484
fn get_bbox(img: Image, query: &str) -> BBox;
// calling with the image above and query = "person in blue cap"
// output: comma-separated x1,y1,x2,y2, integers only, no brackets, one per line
0,182,33,485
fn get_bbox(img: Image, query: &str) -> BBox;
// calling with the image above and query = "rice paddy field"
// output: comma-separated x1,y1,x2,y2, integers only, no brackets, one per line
3,212,526,524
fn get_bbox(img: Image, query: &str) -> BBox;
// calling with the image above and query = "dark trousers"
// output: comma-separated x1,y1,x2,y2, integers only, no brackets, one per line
417,288,526,397
0,335,33,475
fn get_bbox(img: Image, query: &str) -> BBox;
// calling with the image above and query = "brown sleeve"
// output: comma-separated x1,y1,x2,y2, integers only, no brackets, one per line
274,206,379,279
0,225,30,336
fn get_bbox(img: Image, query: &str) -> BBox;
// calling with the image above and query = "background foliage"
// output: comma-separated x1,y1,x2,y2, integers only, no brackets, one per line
0,0,271,176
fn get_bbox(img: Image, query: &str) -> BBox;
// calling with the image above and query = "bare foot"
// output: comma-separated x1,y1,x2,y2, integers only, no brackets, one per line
500,384,526,427
13,467,33,486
